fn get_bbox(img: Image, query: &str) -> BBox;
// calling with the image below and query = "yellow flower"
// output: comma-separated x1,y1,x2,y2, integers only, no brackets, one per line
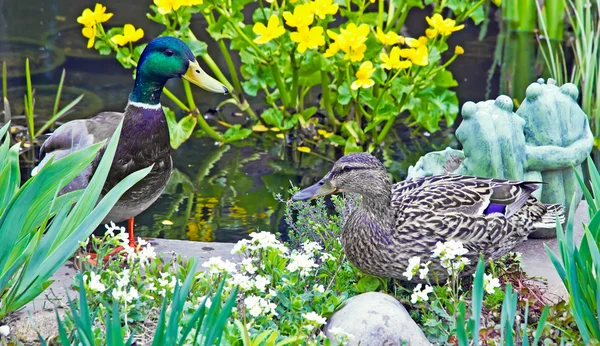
297,146,311,153
153,0,181,14
380,47,412,70
409,45,429,66
82,25,97,49
253,15,286,44
291,26,325,53
324,23,369,62
425,14,465,37
180,0,204,5
492,0,501,6
376,27,403,46
455,45,464,55
111,24,144,46
252,124,269,132
270,127,281,132
425,28,437,39
283,4,314,27
405,36,428,48
276,133,285,139
351,61,375,90
318,129,333,138
77,3,113,27
307,0,339,19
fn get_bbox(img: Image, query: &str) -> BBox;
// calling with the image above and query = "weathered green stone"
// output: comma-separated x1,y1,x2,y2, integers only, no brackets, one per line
407,79,594,238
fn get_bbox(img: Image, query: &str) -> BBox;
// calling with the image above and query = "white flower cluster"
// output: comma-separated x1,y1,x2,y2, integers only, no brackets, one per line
84,272,106,293
402,256,431,281
244,295,278,317
483,273,501,294
328,327,355,344
410,283,434,304
431,240,471,274
231,231,289,255
111,270,139,304
286,252,318,276
202,256,238,275
303,311,327,330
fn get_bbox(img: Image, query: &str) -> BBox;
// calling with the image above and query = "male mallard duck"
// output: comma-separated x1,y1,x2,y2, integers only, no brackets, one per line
33,37,228,248
293,152,564,282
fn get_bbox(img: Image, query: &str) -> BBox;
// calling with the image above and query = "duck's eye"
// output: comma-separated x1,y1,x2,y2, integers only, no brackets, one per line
164,49,174,56
341,166,352,173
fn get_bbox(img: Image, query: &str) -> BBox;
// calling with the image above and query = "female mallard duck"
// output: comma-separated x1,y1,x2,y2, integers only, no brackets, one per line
33,37,228,248
293,152,564,282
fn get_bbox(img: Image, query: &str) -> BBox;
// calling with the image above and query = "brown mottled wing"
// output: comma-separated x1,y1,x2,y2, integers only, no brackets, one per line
392,175,540,216
34,112,123,192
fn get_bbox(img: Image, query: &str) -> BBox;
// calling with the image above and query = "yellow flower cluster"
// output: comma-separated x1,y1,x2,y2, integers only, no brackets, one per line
324,23,369,62
153,0,203,15
253,0,338,54
77,3,113,48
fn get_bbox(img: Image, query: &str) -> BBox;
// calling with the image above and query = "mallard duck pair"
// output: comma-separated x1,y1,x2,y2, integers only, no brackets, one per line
293,153,564,282
33,37,228,248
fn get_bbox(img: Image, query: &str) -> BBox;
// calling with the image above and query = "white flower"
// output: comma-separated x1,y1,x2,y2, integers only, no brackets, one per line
303,311,327,325
0,325,10,337
116,270,130,288
320,253,335,261
287,253,317,275
202,257,238,275
146,282,157,291
198,295,212,308
87,272,106,293
78,237,89,248
253,275,270,291
230,274,254,291
247,232,289,253
240,258,257,274
328,327,355,342
419,261,431,280
137,243,156,265
483,274,501,294
231,239,251,254
244,295,275,317
302,241,323,254
402,256,421,281
126,287,139,303
104,221,123,237
313,284,325,293
410,284,433,304
137,237,148,247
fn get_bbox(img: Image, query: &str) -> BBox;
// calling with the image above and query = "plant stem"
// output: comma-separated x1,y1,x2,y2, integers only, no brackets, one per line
25,59,34,142
163,88,191,112
457,0,485,22
53,69,66,117
182,79,197,110
320,71,339,128
196,110,225,142
216,39,244,100
393,4,410,32
376,90,410,144
270,64,292,107
290,52,299,109
378,0,385,29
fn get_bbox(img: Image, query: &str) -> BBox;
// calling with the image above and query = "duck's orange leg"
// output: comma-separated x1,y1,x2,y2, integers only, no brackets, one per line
128,217,138,249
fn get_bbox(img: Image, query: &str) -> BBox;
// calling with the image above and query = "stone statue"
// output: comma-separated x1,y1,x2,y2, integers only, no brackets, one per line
407,79,594,238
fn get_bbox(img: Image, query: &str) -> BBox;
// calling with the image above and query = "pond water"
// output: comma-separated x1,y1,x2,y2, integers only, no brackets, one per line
1,0,524,243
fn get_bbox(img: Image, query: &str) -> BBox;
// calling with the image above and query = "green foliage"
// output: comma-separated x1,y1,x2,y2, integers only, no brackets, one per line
45,261,237,345
76,0,495,151
546,157,600,344
0,119,150,320
1,60,83,146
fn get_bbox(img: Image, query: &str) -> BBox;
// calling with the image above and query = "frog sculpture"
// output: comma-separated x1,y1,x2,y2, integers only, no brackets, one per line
408,79,594,238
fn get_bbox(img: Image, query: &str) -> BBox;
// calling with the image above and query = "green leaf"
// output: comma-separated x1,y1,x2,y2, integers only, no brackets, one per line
337,84,352,106
165,109,197,149
223,125,252,142
261,108,284,128
432,70,458,88
356,276,381,292
181,37,208,57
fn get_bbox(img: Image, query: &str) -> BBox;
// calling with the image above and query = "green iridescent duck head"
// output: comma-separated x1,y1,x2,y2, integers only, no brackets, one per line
130,36,227,104
292,152,391,201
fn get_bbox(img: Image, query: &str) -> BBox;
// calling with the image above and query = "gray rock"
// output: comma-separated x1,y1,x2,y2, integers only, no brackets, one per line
324,292,431,346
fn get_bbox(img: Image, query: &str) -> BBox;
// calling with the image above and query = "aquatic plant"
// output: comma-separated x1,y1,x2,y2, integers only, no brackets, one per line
0,119,149,320
75,0,497,151
1,60,84,149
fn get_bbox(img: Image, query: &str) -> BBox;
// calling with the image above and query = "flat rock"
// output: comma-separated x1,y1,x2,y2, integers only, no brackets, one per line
514,201,588,302
324,292,431,346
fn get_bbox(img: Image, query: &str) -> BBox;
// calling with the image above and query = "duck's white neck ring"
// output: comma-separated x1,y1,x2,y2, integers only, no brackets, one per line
127,100,163,110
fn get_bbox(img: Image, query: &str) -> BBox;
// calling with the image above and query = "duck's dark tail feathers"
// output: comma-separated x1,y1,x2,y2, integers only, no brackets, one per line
533,204,565,230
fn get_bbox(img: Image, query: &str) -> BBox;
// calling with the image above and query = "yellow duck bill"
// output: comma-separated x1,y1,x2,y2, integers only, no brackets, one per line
183,60,228,94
